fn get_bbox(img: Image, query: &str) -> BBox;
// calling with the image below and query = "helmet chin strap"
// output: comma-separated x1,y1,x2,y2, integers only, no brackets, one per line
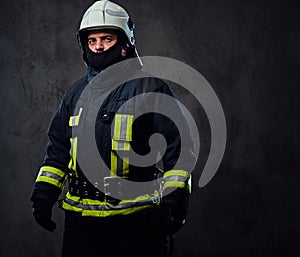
134,48,143,66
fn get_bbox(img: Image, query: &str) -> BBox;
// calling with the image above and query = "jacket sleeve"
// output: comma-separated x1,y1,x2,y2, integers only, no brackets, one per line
150,80,195,211
30,95,71,203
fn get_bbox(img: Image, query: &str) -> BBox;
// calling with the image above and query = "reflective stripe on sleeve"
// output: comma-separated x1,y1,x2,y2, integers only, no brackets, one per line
163,170,191,192
163,170,190,178
36,166,67,189
163,181,191,192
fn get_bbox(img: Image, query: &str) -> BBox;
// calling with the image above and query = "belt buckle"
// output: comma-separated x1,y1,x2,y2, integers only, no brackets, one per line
103,176,122,204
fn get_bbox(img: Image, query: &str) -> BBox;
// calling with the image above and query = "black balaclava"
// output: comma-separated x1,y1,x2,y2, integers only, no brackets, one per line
84,32,134,73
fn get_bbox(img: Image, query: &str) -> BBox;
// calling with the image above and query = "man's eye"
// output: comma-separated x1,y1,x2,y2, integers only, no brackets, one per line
103,36,113,42
88,39,96,45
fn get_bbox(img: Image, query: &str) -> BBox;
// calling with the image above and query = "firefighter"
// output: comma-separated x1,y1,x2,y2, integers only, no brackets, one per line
30,1,194,257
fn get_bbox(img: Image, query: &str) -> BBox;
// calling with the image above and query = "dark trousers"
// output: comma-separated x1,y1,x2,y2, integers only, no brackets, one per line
61,210,169,257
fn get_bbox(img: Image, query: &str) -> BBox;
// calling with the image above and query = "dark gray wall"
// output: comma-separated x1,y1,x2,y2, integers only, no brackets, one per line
0,0,299,256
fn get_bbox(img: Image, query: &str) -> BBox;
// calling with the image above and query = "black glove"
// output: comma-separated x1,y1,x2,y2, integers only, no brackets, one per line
152,188,189,235
160,204,186,235
32,199,57,232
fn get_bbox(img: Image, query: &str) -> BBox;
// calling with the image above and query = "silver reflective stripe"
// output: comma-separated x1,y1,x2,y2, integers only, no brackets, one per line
119,114,128,139
83,199,154,211
117,140,125,150
164,175,188,183
38,171,66,183
64,195,155,211
112,140,131,151
113,114,133,141
64,197,83,209
112,114,133,151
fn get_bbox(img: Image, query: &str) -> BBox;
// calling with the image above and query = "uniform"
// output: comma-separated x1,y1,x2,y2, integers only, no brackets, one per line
30,1,194,256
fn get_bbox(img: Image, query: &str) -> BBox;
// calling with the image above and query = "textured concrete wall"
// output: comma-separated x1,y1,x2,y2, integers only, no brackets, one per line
0,0,299,256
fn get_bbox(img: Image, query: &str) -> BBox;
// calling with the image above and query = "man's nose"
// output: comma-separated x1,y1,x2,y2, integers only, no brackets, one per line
95,39,104,51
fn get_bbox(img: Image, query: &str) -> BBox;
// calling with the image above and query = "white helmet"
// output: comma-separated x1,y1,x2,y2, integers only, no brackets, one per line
78,0,135,49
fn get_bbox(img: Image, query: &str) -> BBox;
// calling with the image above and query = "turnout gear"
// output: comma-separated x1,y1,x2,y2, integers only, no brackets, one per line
30,63,193,218
30,2,194,256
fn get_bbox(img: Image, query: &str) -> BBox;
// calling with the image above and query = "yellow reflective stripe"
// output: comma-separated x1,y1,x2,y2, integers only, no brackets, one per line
37,171,65,183
64,191,159,206
68,137,78,176
125,115,133,140
111,139,131,150
164,175,188,181
110,150,129,176
82,205,152,217
112,114,133,151
163,170,191,192
69,108,83,127
164,181,190,191
113,114,122,139
111,139,118,150
82,193,157,206
40,166,65,178
61,193,83,212
111,114,133,176
36,176,64,189
113,114,133,141
163,170,190,179
61,202,82,212
61,191,159,217
72,137,78,172
122,156,129,177
110,151,118,176
123,141,131,151
36,166,67,189
164,181,186,188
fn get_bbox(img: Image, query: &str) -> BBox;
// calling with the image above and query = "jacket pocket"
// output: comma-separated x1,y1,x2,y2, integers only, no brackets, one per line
111,113,134,151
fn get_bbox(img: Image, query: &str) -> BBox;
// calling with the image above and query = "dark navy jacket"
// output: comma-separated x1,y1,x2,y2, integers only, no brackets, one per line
31,62,194,217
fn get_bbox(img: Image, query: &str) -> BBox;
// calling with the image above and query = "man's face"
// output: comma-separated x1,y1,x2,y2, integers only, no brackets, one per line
87,30,118,53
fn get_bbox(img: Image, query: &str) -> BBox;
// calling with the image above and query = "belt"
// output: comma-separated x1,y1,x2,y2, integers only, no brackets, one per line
68,173,106,202
68,173,161,204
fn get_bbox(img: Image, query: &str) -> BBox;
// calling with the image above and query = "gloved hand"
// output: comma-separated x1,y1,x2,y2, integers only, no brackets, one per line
32,199,57,232
151,188,189,235
160,204,186,235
